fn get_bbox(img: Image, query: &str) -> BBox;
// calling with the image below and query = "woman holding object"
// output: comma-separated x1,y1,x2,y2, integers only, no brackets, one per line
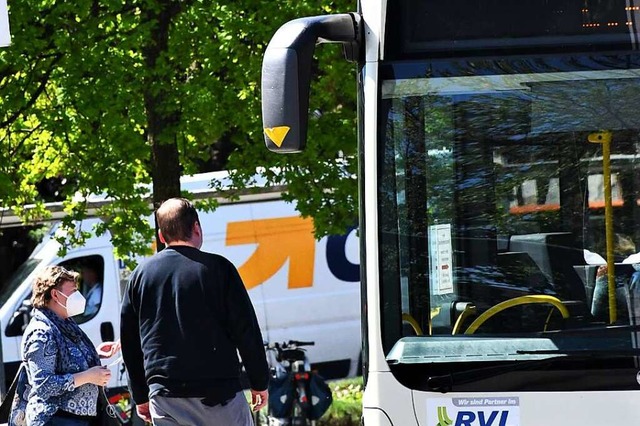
10,266,120,426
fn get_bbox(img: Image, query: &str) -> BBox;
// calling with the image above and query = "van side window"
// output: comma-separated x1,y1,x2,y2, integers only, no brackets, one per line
61,255,104,324
6,255,107,336
5,255,104,337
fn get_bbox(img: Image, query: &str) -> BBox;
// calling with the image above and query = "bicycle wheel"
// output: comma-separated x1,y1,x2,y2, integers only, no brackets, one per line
266,416,289,426
291,399,310,426
253,409,270,426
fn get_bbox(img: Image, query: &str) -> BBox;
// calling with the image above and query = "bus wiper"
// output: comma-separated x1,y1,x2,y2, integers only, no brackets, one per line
426,351,640,393
427,358,555,393
516,349,640,356
547,324,640,334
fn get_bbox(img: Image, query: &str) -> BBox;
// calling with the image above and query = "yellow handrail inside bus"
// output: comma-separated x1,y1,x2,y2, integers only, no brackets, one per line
464,295,569,335
402,312,423,336
452,304,477,335
588,131,616,324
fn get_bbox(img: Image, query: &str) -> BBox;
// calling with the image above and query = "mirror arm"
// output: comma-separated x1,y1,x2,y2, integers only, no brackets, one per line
261,13,362,153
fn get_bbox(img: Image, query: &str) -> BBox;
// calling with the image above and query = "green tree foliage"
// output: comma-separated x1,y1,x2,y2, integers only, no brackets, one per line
0,0,357,263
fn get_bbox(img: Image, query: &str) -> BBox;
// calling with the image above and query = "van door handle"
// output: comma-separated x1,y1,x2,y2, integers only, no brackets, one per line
100,322,115,342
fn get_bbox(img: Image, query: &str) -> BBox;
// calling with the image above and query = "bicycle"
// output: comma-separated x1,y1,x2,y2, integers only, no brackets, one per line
258,340,332,426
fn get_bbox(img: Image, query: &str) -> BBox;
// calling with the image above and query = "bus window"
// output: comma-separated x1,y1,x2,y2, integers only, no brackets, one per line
380,62,640,347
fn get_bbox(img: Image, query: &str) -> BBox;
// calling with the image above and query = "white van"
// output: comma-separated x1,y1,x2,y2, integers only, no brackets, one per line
0,172,361,414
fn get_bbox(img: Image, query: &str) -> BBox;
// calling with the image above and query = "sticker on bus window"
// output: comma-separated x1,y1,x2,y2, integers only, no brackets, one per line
427,397,520,426
429,224,454,295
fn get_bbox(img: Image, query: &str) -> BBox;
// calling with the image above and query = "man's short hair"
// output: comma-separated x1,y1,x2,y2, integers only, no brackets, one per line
156,198,200,243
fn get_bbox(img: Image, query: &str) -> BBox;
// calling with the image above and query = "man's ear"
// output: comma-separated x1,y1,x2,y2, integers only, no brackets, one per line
193,221,202,238
158,230,167,245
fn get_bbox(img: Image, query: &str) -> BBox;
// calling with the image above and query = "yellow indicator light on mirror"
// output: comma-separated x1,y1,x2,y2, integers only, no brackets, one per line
264,126,290,147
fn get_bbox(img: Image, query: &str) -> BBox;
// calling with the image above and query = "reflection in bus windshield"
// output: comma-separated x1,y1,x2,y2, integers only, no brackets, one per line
379,62,640,357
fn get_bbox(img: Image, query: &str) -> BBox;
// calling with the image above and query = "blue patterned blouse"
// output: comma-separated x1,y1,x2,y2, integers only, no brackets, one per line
12,308,101,426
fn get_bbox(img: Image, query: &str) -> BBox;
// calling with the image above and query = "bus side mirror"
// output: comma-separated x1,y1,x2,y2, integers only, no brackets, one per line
261,13,361,153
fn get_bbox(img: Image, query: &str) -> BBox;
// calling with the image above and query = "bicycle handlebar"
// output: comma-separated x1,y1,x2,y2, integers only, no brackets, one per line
264,340,315,350
289,340,315,347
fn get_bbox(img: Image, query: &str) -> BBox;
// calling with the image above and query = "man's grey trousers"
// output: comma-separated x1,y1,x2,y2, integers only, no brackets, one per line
149,391,254,426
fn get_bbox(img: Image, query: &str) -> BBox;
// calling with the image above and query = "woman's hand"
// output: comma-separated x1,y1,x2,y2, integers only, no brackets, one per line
97,340,121,358
74,366,111,387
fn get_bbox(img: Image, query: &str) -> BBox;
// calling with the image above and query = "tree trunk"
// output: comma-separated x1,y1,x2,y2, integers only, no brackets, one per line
142,0,183,250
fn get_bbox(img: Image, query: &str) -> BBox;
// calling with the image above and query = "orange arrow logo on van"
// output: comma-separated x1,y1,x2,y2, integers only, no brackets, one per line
226,216,315,289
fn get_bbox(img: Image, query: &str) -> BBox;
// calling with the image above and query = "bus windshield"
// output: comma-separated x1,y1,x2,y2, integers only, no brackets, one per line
378,53,640,389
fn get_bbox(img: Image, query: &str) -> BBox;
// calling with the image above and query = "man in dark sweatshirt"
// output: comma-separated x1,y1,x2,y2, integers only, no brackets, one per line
121,198,269,425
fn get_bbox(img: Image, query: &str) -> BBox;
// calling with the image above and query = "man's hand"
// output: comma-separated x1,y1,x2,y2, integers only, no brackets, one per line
250,389,268,412
136,402,151,423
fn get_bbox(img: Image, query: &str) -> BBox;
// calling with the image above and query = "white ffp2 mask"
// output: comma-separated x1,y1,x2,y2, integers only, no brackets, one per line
56,290,87,317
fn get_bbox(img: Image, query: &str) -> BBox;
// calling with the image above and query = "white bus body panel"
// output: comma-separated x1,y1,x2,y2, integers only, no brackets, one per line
358,8,640,425
412,390,640,426
364,375,640,426
363,372,417,426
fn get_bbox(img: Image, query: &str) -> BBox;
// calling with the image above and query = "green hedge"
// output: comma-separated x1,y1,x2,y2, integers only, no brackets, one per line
317,377,363,426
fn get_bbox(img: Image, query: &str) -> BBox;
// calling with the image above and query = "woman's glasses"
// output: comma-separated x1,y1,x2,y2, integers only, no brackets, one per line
51,267,75,287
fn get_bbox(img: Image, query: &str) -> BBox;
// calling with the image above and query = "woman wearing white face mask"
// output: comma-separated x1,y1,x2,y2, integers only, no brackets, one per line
8,266,120,426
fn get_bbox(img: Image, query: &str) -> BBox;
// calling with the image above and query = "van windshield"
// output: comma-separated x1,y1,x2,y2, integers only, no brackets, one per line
0,259,41,306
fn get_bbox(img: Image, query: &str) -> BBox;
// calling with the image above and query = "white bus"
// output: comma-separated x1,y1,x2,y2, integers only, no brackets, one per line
261,1,640,425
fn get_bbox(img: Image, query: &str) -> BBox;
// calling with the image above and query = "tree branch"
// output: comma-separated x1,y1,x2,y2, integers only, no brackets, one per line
0,54,63,128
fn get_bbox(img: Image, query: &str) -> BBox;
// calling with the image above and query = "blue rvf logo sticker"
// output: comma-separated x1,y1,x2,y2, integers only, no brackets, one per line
428,397,520,426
